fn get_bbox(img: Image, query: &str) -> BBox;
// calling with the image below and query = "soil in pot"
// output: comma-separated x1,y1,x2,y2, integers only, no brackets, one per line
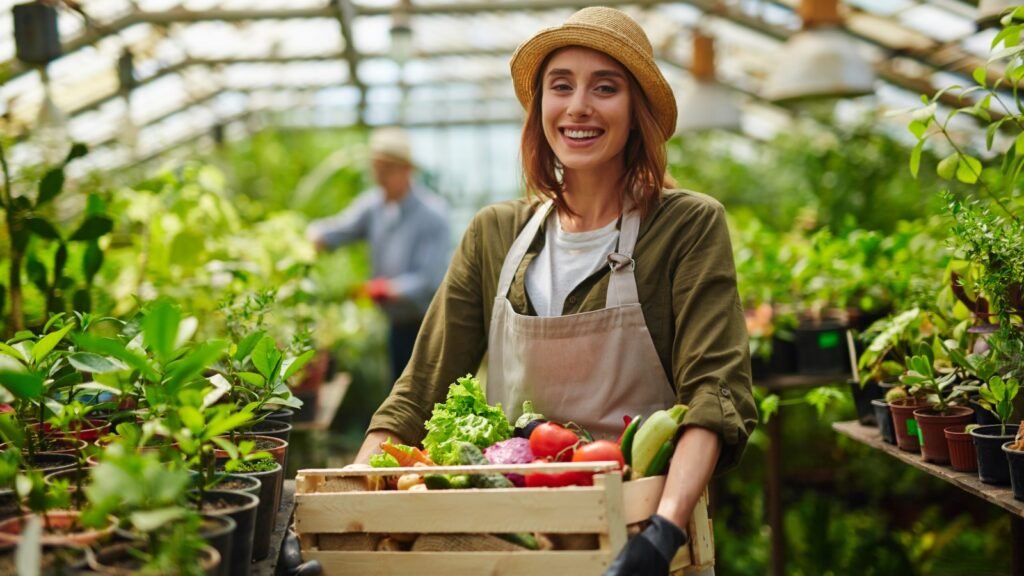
945,424,978,473
913,406,975,464
889,399,924,453
22,452,78,475
198,490,258,576
872,399,897,444
213,435,288,469
212,476,261,497
0,544,89,575
216,459,281,561
88,541,220,575
971,424,1020,485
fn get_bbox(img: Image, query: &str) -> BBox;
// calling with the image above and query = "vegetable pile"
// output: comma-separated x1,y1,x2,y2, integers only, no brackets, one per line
421,374,513,465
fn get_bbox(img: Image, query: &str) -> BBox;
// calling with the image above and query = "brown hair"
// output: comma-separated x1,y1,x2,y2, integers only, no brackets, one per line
520,50,675,217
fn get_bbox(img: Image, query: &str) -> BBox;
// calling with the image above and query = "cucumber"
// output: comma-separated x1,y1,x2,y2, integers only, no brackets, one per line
619,415,643,466
457,442,514,489
645,440,675,477
496,532,539,550
423,474,452,490
449,474,471,489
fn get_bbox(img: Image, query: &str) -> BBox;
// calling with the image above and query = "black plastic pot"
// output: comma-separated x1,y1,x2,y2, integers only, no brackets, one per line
971,424,1019,485
89,542,220,575
218,460,282,561
24,452,78,475
794,320,848,375
970,398,1001,426
0,489,17,523
211,474,261,499
871,399,896,444
850,379,883,426
199,490,259,576
200,514,236,576
769,334,798,375
263,409,294,425
1005,442,1024,501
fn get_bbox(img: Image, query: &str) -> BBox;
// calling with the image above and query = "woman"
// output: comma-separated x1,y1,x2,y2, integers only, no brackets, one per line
354,7,757,575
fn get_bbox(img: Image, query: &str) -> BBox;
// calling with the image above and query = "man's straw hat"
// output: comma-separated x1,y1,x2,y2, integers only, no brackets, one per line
369,126,414,166
509,7,677,142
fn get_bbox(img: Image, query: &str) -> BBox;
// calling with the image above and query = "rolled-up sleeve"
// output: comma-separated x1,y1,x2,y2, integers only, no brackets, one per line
670,200,757,474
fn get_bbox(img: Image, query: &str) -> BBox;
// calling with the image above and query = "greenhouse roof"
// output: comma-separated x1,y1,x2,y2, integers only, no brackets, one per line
0,0,1010,173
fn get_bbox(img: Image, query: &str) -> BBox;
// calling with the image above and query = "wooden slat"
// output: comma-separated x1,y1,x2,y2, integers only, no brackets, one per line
689,489,715,568
295,487,610,534
306,550,612,576
621,475,665,523
596,473,627,555
296,461,621,480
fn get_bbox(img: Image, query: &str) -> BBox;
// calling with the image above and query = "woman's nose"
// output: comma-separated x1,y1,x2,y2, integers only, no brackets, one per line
566,91,592,119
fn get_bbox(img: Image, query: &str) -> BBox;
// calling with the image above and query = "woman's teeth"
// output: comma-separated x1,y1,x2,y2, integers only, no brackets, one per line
565,129,601,139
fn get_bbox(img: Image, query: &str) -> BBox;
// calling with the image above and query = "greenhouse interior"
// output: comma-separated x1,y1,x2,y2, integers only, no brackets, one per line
4,0,1024,574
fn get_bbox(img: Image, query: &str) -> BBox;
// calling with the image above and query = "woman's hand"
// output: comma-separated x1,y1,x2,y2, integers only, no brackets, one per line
604,514,688,576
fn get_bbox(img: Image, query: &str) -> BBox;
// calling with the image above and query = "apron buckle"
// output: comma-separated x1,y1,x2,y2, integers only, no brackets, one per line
608,252,635,272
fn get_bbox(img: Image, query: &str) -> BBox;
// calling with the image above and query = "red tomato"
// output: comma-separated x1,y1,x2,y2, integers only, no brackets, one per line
529,422,579,462
572,440,625,470
524,460,589,488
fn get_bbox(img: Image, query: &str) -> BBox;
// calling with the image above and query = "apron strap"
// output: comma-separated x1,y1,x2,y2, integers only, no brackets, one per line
605,200,642,308
496,200,554,299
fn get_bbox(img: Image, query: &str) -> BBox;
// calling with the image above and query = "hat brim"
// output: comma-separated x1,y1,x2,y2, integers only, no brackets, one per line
510,22,678,142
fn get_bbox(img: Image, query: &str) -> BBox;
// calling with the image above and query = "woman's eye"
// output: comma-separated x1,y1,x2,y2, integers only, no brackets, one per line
550,83,572,92
595,84,618,94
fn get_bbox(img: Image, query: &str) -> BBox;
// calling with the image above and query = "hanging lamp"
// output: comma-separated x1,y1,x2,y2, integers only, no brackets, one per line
676,31,741,133
763,0,874,103
389,0,413,65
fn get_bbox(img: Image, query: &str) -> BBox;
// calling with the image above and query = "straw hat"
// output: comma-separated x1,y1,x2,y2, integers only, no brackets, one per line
369,126,414,166
509,7,677,141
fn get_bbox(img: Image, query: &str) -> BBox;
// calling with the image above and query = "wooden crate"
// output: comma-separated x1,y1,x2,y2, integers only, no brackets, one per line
295,462,715,575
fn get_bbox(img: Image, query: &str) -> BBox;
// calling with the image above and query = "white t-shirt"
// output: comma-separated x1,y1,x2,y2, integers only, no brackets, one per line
526,212,620,316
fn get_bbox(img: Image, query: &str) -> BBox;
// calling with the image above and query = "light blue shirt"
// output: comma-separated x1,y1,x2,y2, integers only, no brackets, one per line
308,183,451,323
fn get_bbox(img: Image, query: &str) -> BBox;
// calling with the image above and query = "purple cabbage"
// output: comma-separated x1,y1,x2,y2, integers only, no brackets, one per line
484,437,535,487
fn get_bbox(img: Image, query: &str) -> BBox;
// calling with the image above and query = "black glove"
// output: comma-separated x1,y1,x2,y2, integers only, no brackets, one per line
604,514,688,576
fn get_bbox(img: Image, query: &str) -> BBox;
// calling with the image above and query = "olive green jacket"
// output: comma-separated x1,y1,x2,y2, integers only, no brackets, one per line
368,189,758,473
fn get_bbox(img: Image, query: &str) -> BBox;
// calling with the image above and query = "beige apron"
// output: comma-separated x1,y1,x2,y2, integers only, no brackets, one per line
488,200,677,439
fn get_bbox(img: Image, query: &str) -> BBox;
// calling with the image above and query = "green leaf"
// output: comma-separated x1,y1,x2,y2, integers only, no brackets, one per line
908,120,928,139
37,169,64,206
32,324,75,364
236,372,265,386
252,336,281,380
24,217,61,240
211,436,240,460
282,349,316,381
0,342,26,364
64,143,88,165
956,155,983,184
179,406,204,433
165,340,228,391
234,330,265,362
206,410,254,439
0,372,43,399
130,507,186,533
937,153,959,180
973,67,988,87
759,394,780,424
26,257,47,293
910,140,923,178
143,300,181,365
69,216,113,242
71,382,122,396
82,241,103,284
68,352,127,374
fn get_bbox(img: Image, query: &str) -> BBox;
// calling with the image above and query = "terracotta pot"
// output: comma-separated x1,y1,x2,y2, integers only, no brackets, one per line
31,418,110,442
0,511,115,547
888,399,924,453
913,406,975,464
945,424,978,473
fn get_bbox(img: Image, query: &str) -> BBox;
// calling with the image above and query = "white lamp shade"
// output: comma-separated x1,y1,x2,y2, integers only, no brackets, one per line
977,0,1017,24
676,81,742,133
763,27,875,103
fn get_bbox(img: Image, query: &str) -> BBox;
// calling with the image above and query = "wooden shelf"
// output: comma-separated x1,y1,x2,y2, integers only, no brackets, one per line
832,420,1024,518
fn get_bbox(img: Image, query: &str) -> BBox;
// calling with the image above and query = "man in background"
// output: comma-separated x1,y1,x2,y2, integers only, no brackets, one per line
306,127,451,383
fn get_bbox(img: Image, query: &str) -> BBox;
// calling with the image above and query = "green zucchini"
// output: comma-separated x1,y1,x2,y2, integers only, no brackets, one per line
619,415,643,466
645,440,675,477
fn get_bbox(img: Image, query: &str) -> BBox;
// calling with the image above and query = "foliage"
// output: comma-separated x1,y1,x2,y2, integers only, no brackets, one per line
422,374,513,466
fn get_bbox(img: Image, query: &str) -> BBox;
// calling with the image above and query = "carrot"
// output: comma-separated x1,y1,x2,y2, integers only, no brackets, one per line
380,442,434,467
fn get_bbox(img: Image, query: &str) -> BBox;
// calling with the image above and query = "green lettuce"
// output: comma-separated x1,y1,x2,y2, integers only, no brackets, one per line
422,374,512,465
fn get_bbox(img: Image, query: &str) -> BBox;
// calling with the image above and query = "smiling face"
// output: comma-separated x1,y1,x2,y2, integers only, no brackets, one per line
540,47,633,177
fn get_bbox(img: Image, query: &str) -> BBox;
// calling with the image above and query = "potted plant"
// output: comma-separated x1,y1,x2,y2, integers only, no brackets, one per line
857,308,928,426
903,351,973,464
970,375,1019,485
884,384,925,453
945,423,978,473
